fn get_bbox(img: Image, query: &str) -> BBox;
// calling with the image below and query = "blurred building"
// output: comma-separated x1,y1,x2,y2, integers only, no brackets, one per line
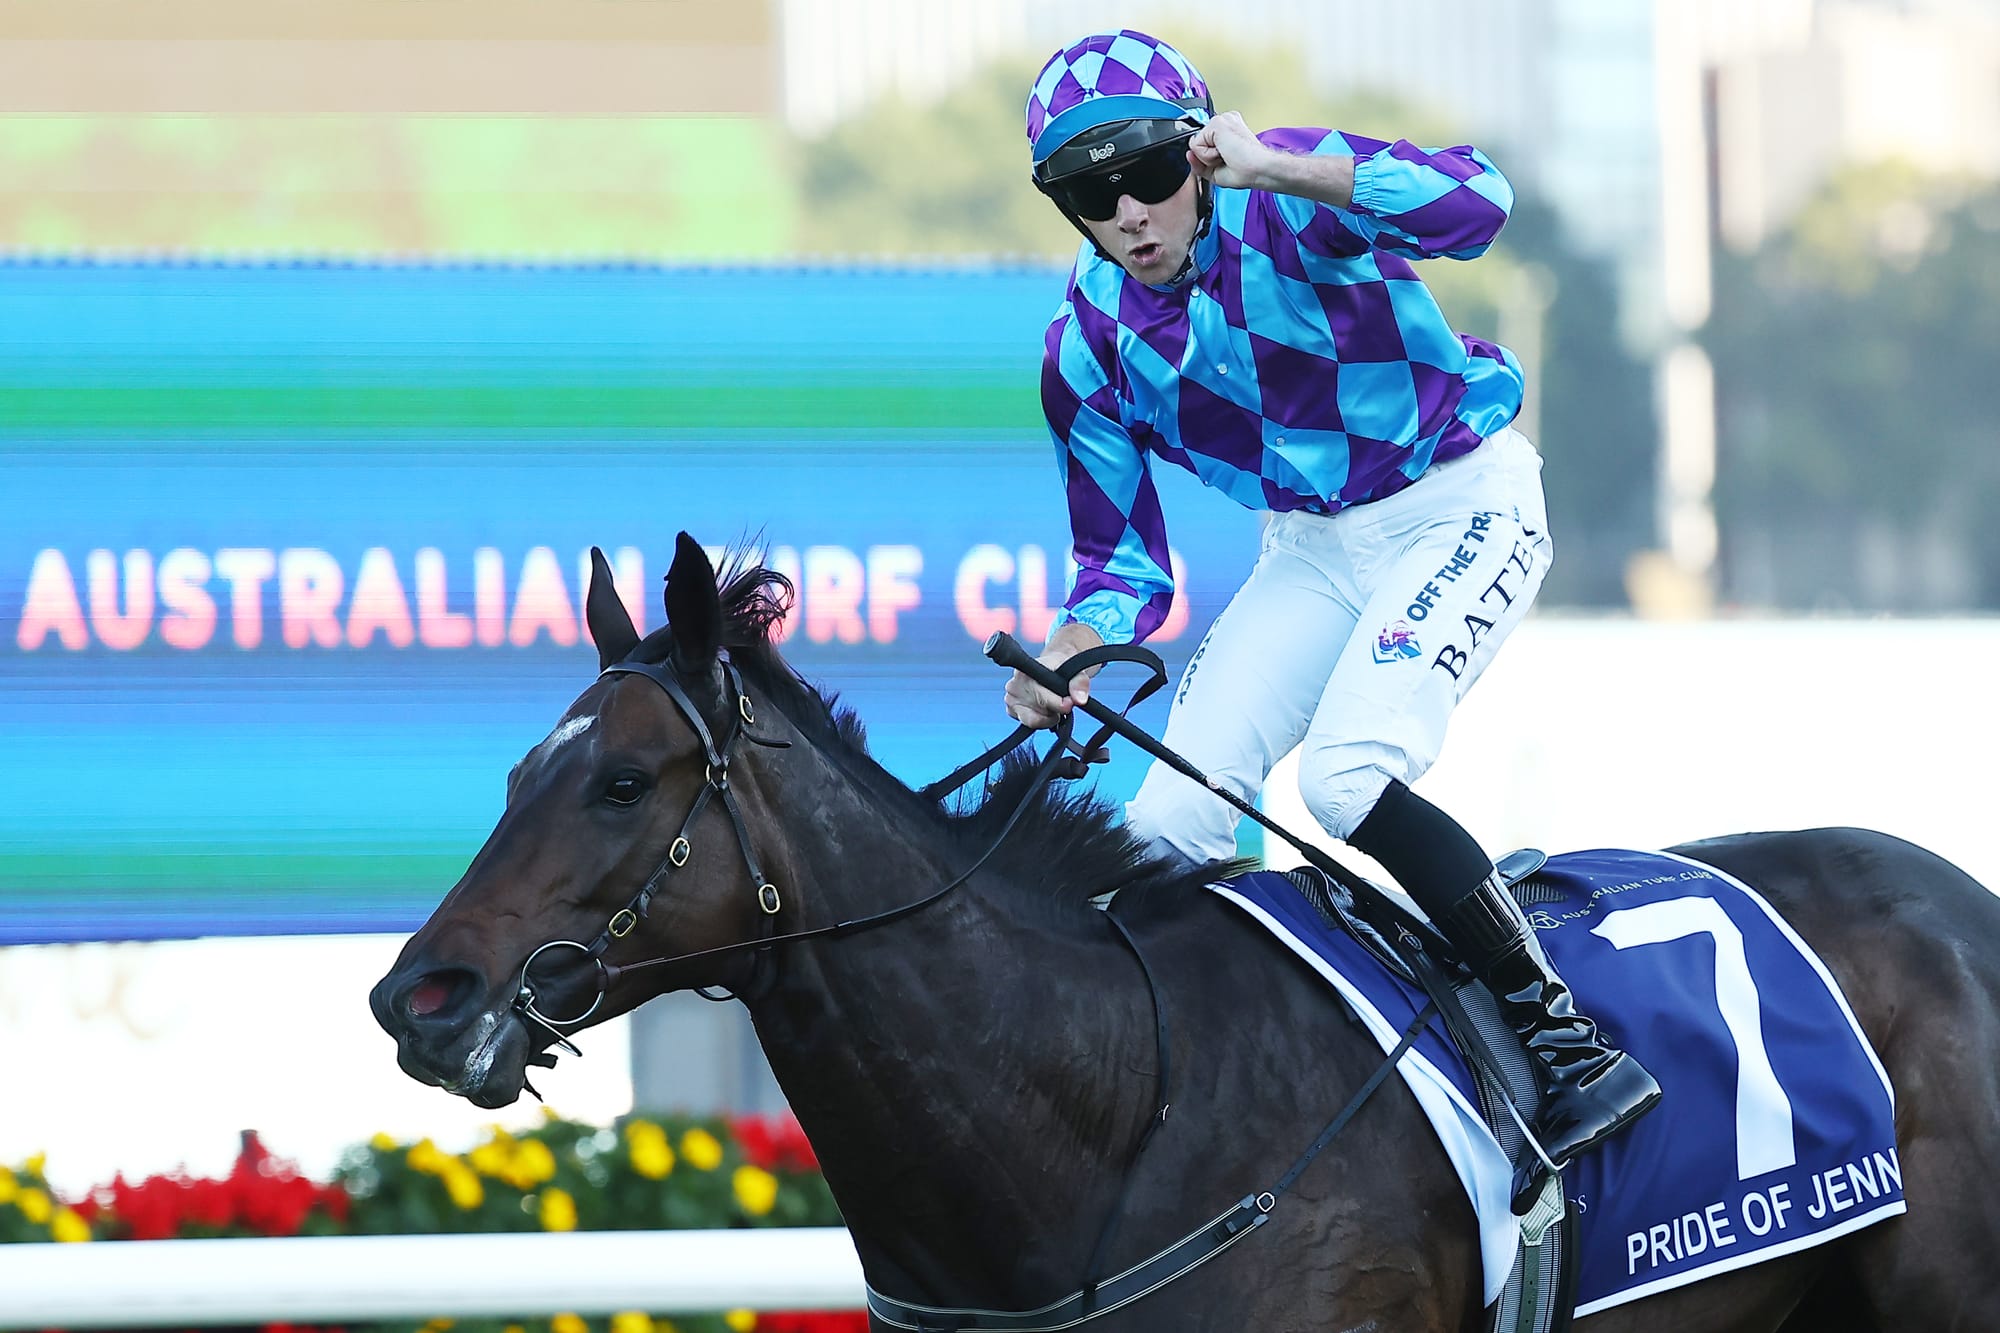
0,0,791,257
1710,0,2000,251
2,0,777,115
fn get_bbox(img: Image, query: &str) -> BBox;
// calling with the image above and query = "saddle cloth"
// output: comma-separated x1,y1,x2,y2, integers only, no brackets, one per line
1210,847,1905,1317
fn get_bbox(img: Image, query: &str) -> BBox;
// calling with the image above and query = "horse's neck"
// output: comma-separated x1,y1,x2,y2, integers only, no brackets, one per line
743,749,1157,1306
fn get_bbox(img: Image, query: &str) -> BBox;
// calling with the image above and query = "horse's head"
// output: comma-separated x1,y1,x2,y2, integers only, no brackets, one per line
370,534,797,1107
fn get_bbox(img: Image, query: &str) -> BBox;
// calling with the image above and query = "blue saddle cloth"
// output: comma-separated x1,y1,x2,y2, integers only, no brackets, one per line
1211,847,1905,1317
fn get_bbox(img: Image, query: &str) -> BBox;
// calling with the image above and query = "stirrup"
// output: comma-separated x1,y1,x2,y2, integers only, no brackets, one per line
1496,847,1547,890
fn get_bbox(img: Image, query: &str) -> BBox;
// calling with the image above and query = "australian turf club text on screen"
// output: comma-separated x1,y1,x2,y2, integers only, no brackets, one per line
10,543,1194,653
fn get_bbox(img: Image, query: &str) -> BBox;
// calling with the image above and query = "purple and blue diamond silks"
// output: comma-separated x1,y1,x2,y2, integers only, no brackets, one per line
1042,126,1524,645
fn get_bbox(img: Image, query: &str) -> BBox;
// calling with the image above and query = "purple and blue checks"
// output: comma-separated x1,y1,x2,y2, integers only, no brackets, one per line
1043,127,1526,645
1025,30,1210,161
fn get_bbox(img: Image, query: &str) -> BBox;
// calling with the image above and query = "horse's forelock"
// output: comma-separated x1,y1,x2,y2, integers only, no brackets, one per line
716,564,794,651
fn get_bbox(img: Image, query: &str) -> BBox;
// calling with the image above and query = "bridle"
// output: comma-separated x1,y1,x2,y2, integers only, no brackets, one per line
509,646,1162,1055
509,654,790,1051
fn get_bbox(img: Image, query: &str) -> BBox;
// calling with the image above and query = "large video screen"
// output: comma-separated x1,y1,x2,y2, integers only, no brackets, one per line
0,261,1259,942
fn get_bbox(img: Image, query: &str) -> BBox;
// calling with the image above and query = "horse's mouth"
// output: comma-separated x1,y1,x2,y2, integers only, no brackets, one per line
395,1008,536,1109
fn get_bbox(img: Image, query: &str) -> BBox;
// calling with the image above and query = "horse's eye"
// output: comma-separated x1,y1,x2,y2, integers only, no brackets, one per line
603,776,648,807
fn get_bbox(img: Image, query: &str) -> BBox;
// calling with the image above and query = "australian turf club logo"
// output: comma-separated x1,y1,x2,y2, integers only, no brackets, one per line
1374,619,1421,664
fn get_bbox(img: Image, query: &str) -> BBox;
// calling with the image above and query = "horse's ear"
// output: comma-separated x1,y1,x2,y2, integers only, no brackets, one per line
585,546,640,671
664,532,722,668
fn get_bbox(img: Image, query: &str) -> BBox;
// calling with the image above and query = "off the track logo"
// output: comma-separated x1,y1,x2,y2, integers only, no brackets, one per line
1373,620,1421,663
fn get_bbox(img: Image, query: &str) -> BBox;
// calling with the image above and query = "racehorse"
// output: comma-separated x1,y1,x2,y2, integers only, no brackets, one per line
372,535,2000,1332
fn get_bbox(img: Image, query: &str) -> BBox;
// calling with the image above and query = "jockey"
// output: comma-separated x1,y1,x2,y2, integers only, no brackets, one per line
1006,29,1660,1207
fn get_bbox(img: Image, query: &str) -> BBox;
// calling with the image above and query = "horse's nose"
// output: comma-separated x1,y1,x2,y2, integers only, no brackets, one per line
372,963,489,1037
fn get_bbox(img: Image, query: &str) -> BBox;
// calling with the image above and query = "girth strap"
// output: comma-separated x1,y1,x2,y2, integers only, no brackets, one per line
867,1197,1273,1333
865,1001,1438,1332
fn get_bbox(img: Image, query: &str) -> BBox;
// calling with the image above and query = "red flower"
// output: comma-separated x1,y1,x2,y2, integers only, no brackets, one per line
97,1173,185,1241
729,1112,820,1174
88,1133,347,1240
756,1314,869,1333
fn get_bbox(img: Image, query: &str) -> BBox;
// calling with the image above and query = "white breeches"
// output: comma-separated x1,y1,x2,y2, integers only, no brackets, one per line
1124,428,1553,864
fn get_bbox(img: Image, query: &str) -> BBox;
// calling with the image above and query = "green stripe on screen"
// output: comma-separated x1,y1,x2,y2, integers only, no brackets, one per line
0,381,1039,432
0,850,470,893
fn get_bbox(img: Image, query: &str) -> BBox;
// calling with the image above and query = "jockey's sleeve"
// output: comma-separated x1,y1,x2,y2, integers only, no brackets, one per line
1259,127,1514,262
1041,309,1175,646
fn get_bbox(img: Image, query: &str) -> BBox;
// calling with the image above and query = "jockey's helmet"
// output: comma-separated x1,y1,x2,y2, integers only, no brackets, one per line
1024,31,1214,260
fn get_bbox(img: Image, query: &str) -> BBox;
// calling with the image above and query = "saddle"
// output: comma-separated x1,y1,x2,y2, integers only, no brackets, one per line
1283,849,1579,1333
1283,846,1548,982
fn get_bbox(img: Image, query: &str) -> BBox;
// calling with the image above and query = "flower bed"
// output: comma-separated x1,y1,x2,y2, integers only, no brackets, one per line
1,1112,864,1333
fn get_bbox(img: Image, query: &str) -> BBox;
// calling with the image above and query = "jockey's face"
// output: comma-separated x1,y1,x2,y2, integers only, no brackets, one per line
1079,172,1199,284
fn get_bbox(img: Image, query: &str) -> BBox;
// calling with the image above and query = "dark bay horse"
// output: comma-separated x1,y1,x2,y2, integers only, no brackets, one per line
373,535,2000,1332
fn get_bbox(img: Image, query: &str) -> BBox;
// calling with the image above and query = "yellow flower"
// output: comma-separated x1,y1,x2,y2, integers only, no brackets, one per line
23,1153,45,1179
732,1165,778,1218
503,1325,526,1333
626,1122,674,1180
369,1132,400,1153
551,1314,587,1333
441,1161,485,1211
510,1138,558,1188
469,1138,513,1180
16,1187,52,1225
724,1311,757,1332
609,1313,653,1333
539,1186,578,1232
0,1169,16,1206
420,1320,455,1333
680,1127,724,1171
406,1138,448,1175
50,1208,92,1243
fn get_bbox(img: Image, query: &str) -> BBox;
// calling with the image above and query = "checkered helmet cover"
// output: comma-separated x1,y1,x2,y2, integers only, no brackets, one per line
1025,30,1210,166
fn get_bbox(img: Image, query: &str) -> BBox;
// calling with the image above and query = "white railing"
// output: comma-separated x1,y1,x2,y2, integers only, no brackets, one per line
0,1229,866,1329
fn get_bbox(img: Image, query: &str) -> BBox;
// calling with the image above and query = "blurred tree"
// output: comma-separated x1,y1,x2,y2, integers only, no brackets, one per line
0,116,792,258
791,35,1655,608
1705,166,2000,609
1487,198,1660,607
789,34,1456,260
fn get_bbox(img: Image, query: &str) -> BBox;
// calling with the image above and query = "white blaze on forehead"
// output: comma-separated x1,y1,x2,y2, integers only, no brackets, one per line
534,713,596,761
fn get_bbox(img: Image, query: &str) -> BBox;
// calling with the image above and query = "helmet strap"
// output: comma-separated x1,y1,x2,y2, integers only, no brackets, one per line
1160,177,1214,287
1049,177,1215,285
1055,202,1118,264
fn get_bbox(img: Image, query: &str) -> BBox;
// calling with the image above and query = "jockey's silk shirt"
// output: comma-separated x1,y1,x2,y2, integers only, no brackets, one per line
1043,128,1526,644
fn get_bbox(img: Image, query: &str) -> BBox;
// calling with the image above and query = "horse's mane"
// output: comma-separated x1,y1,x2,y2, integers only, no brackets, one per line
638,560,1229,917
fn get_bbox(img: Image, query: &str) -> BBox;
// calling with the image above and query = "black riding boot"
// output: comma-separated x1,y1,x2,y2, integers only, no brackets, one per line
1444,872,1663,1210
1348,781,1662,1212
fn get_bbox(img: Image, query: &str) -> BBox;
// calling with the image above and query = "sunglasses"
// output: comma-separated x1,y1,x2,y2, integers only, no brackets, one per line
1048,139,1195,222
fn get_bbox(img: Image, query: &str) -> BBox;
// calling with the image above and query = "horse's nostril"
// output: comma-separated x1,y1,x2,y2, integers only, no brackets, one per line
396,967,481,1025
408,979,452,1017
